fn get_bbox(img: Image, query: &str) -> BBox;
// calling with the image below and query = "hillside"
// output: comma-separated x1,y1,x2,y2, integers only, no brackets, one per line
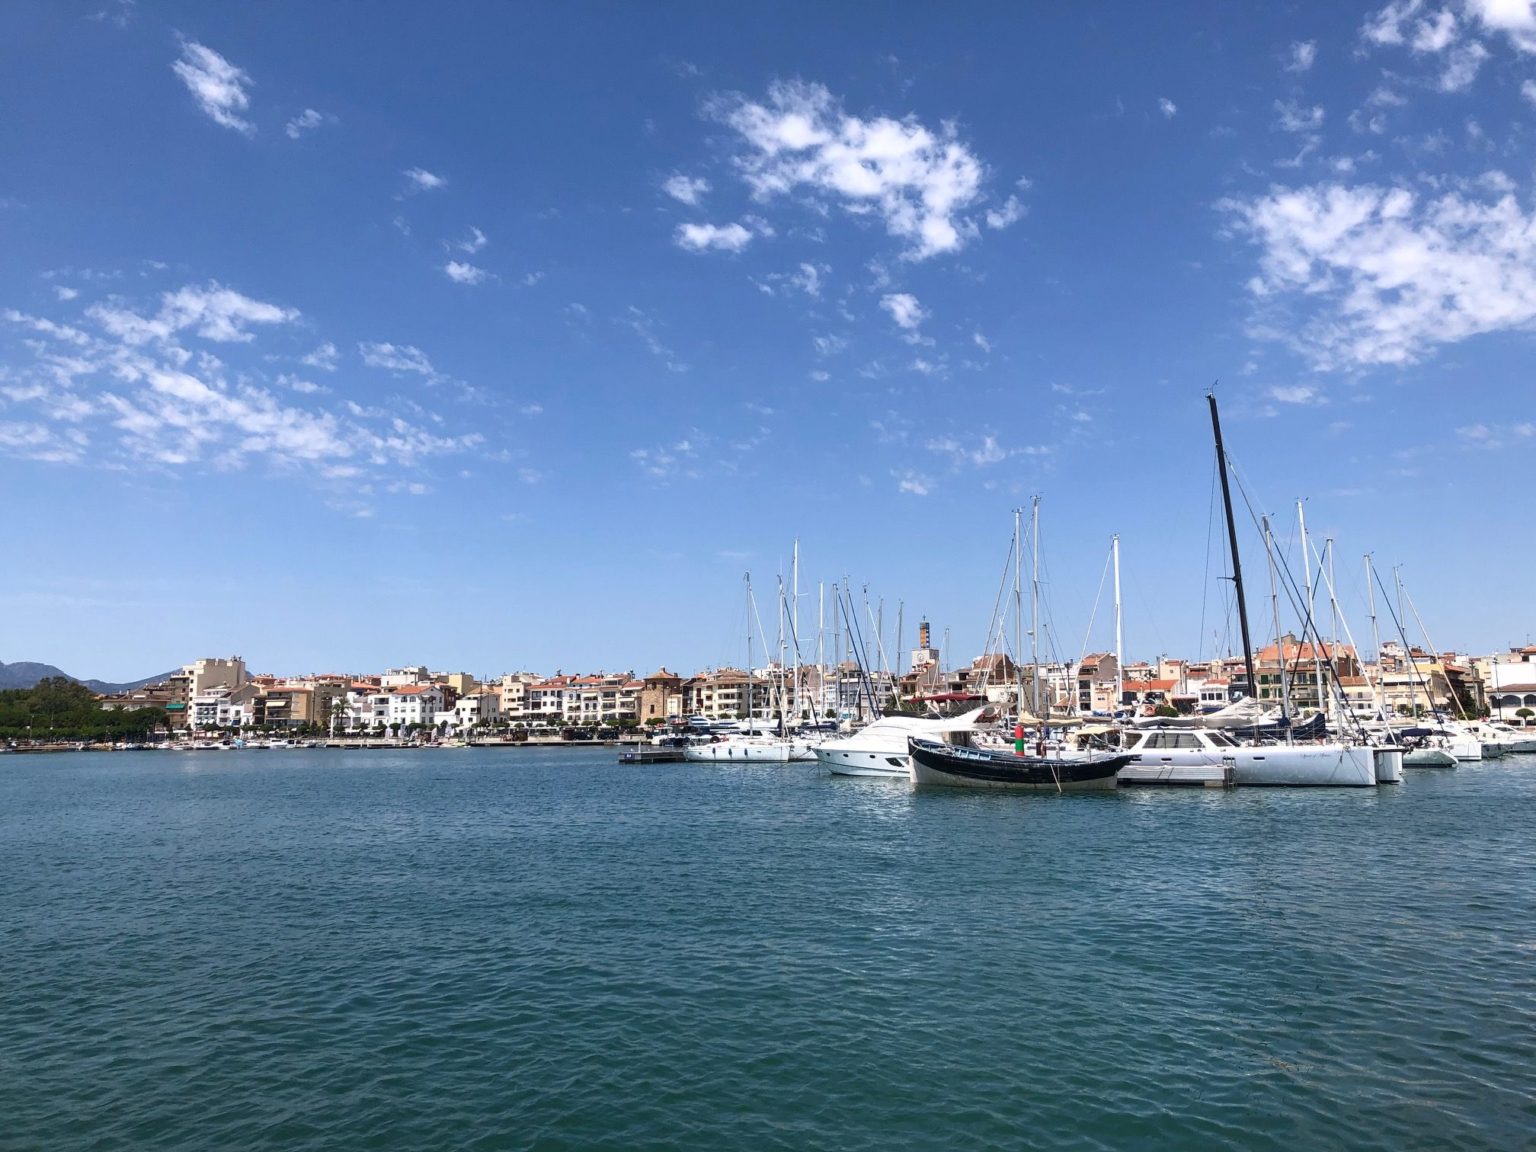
0,660,175,694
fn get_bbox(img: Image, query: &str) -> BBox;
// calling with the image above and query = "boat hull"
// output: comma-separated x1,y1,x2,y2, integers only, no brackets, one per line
682,739,814,763
1121,744,1377,787
1402,748,1457,768
908,738,1128,791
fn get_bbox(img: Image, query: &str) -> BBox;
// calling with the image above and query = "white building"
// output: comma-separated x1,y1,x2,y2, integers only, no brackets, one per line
387,685,445,729
189,686,255,731
380,666,431,689
453,692,501,730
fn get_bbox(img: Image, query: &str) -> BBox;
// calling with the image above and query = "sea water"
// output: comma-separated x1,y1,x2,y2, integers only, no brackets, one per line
2,747,1534,1151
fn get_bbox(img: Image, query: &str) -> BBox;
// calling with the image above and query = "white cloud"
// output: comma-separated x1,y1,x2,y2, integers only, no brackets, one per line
359,341,436,376
973,330,992,353
88,282,297,345
1285,40,1318,72
1438,39,1489,90
757,262,829,296
620,307,687,372
171,39,254,135
0,296,480,478
926,434,1007,467
284,108,332,139
674,221,754,252
403,168,447,193
1159,97,1178,119
630,438,698,479
880,292,928,330
1275,100,1325,133
301,341,338,371
1224,180,1536,368
985,195,1025,230
1413,7,1460,51
896,471,932,495
1467,0,1536,51
1360,1,1507,89
1457,419,1536,446
1269,384,1322,404
812,333,846,357
713,79,989,260
54,286,80,301
452,226,488,254
444,260,488,284
663,174,711,205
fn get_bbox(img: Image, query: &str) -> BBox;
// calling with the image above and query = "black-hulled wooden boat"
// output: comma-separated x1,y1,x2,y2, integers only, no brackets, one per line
907,737,1130,791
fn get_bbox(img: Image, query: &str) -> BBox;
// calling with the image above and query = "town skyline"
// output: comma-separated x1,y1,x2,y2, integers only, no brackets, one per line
2,3,1532,680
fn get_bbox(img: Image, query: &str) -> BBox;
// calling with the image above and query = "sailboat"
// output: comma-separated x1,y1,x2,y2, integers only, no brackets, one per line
684,572,816,764
1122,394,1379,787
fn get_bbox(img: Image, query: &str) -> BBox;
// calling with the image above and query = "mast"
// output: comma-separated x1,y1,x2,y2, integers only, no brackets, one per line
1013,507,1024,716
1208,392,1258,705
1031,494,1042,720
1263,515,1291,729
792,540,801,727
1112,533,1123,717
744,572,754,727
1365,554,1385,722
1298,500,1326,719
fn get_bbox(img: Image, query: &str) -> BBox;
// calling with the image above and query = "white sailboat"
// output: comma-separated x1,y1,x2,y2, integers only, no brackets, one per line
1203,392,1379,787
684,570,817,764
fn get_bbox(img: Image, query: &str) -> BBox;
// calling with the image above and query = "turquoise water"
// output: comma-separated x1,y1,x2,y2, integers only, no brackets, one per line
2,748,1535,1151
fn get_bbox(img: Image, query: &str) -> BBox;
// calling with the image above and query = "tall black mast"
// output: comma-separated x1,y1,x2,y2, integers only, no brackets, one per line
1208,392,1258,703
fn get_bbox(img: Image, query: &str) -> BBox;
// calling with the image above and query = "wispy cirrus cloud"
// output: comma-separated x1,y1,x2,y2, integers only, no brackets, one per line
1285,40,1318,72
301,342,339,371
620,307,687,372
358,341,437,377
171,39,254,135
754,261,829,297
451,226,488,254
89,282,297,345
284,108,334,139
708,79,999,261
1222,178,1536,368
403,167,447,193
0,287,481,488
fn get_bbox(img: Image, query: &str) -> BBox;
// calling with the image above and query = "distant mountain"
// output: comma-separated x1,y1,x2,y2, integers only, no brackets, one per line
0,660,175,694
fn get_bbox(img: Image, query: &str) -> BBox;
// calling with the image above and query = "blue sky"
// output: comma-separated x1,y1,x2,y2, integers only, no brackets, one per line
2,0,1533,681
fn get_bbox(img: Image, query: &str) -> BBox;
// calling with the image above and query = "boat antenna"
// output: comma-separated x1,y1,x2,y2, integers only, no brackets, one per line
1207,390,1258,710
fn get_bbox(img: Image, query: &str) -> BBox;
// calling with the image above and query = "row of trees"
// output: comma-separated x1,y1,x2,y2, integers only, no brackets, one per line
0,678,165,743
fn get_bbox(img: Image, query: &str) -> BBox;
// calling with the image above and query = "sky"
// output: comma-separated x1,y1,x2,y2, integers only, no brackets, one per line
2,0,1534,682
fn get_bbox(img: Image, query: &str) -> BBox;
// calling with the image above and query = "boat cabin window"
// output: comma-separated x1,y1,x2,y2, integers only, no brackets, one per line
1205,731,1238,747
1143,732,1204,749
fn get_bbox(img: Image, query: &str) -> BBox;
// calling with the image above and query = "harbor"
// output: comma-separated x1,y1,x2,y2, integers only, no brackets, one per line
3,743,1534,1151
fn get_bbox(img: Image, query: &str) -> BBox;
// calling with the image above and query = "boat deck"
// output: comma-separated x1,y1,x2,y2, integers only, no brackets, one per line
1117,763,1234,788
618,746,687,764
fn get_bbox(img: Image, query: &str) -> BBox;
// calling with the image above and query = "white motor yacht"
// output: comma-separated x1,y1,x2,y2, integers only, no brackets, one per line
814,708,993,777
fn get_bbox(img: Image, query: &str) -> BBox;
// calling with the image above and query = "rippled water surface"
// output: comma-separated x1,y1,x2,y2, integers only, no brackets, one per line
3,747,1535,1150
